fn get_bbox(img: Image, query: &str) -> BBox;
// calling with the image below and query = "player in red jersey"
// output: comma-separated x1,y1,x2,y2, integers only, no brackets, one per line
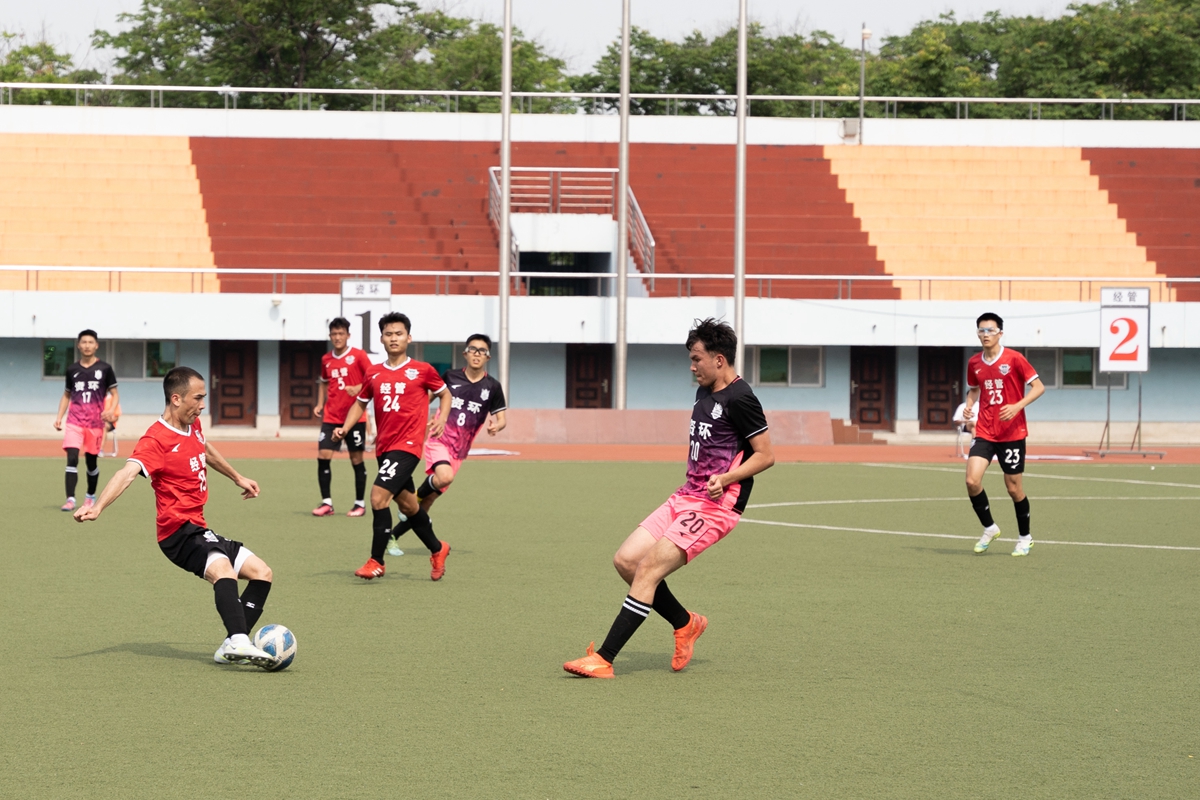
312,317,371,517
53,330,119,512
74,367,277,667
961,313,1045,557
333,312,452,581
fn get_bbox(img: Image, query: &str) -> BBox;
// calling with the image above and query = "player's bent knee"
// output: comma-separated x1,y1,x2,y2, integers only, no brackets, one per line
203,555,236,583
433,466,455,488
397,493,419,516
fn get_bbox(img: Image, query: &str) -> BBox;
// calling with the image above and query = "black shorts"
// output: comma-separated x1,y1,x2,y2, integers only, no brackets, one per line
159,521,248,579
319,421,366,453
375,450,420,496
969,438,1027,475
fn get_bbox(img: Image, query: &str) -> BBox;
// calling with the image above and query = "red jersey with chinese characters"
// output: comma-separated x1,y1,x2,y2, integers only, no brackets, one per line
966,346,1039,442
128,417,209,542
320,347,370,425
356,357,446,457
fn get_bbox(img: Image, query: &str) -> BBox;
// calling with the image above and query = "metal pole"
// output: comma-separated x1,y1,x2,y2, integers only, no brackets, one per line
498,0,513,396
613,0,632,409
733,0,748,373
859,24,871,145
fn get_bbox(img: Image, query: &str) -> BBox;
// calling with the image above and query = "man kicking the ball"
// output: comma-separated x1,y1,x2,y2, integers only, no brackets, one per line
75,366,277,668
563,318,775,679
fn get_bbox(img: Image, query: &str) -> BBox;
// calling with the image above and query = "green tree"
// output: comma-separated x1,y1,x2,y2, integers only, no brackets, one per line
0,32,101,105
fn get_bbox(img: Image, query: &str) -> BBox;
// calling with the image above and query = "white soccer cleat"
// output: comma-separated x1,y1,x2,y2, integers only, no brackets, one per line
214,637,234,664
217,634,277,668
973,526,1001,554
1012,536,1034,557
386,537,404,557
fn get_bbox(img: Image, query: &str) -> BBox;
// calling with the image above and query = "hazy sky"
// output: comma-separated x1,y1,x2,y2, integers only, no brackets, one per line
3,0,1073,75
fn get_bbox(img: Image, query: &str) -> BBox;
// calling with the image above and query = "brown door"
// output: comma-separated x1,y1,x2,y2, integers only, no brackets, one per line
918,347,963,431
566,344,612,408
850,346,896,430
210,341,257,426
280,341,325,426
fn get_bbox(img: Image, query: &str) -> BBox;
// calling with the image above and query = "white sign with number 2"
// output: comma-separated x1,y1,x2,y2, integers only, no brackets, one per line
1099,306,1149,372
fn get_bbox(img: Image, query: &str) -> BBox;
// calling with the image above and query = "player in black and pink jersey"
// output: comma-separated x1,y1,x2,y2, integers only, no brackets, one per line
53,329,119,513
961,312,1045,557
387,334,506,547
312,317,371,518
564,318,775,679
333,312,452,582
74,366,278,668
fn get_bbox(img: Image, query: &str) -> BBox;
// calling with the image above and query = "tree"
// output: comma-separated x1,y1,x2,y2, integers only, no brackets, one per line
0,32,102,105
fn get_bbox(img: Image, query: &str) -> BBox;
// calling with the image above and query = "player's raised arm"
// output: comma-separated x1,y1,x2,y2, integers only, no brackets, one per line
204,440,259,499
74,459,141,522
707,429,775,501
334,398,368,441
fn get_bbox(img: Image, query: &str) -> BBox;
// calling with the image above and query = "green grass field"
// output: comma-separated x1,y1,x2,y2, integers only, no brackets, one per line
3,456,1199,799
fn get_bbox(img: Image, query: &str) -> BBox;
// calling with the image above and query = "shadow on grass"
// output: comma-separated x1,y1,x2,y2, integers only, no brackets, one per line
58,642,208,662
559,650,704,678
310,569,435,583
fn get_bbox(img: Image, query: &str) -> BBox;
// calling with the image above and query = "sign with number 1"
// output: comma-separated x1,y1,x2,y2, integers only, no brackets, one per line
341,280,392,365
1099,287,1149,373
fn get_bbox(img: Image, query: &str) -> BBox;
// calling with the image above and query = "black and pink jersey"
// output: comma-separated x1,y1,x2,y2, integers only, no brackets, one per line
65,360,117,428
676,377,768,513
429,369,507,460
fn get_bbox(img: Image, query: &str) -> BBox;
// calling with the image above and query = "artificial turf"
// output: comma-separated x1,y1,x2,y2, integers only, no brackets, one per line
2,456,1198,799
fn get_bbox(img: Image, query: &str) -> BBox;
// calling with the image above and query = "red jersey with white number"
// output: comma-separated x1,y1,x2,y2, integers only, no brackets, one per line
356,358,446,457
320,347,370,425
967,346,1039,442
128,417,209,542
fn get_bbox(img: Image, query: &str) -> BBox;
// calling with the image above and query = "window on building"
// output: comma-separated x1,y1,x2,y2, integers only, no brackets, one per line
416,343,455,377
1025,349,1058,389
758,347,789,385
43,339,76,377
750,346,824,387
1061,348,1095,388
789,347,823,387
44,340,181,380
1028,348,1126,390
112,341,145,379
146,341,178,378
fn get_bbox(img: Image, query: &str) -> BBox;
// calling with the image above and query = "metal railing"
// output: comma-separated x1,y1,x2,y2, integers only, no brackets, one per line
487,167,655,275
486,168,520,270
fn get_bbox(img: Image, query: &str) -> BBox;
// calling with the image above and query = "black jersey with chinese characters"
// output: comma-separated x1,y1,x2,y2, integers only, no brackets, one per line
431,368,508,460
65,360,118,429
677,377,769,513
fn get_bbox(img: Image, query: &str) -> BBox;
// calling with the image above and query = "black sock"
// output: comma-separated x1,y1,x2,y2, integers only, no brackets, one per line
416,474,442,500
653,581,691,630
213,578,248,638
970,489,995,528
391,518,414,539
317,459,332,501
65,448,79,498
85,453,99,495
371,507,392,563
597,595,652,664
352,462,367,503
409,509,442,553
1014,497,1031,538
240,579,272,630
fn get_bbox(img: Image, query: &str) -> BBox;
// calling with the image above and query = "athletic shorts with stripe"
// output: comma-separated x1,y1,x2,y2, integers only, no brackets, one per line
422,439,462,490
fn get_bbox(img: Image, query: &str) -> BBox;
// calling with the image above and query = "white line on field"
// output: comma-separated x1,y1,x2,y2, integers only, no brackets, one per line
740,518,1200,551
861,462,1200,490
747,496,1200,509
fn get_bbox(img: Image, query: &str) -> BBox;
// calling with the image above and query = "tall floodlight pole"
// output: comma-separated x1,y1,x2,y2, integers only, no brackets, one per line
733,0,748,373
859,24,871,145
498,0,513,395
614,0,631,409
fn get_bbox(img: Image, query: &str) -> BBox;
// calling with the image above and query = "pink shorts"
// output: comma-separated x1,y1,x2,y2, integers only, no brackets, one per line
63,423,103,455
639,493,742,563
422,439,462,489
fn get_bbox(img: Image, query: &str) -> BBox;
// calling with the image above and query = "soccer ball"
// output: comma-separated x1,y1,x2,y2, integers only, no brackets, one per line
253,624,297,671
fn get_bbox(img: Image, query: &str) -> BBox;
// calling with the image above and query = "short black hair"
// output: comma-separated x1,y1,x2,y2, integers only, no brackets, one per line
77,329,98,342
465,333,492,351
163,366,204,404
976,312,1004,330
378,311,411,334
329,317,351,332
685,317,737,366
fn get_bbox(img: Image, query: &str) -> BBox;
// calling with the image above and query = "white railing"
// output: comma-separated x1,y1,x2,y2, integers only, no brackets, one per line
486,169,520,268
488,167,656,275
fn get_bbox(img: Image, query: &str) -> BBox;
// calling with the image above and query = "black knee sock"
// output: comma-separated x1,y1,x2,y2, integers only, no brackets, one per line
391,518,414,539
85,453,99,495
598,595,652,664
416,474,442,500
1014,497,1031,538
352,462,367,503
213,578,248,638
970,489,995,528
410,509,442,553
653,581,691,630
317,459,332,501
240,580,272,630
65,448,79,499
371,507,393,563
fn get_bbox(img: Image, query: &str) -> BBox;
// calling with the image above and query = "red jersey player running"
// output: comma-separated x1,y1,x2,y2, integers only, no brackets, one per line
962,312,1046,557
564,318,775,679
333,312,452,581
312,317,371,517
74,367,278,668
54,329,119,512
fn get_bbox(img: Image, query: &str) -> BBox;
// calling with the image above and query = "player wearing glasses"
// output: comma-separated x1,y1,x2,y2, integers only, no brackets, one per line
387,335,507,559
961,313,1045,557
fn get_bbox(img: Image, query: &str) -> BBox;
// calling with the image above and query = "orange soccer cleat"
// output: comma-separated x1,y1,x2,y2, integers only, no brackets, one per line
312,503,335,517
672,612,708,672
429,541,451,581
354,558,386,580
563,642,615,679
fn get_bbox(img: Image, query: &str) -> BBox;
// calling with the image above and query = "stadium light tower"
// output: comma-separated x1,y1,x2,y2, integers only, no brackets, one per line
733,0,748,373
614,0,631,409
498,0,514,396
